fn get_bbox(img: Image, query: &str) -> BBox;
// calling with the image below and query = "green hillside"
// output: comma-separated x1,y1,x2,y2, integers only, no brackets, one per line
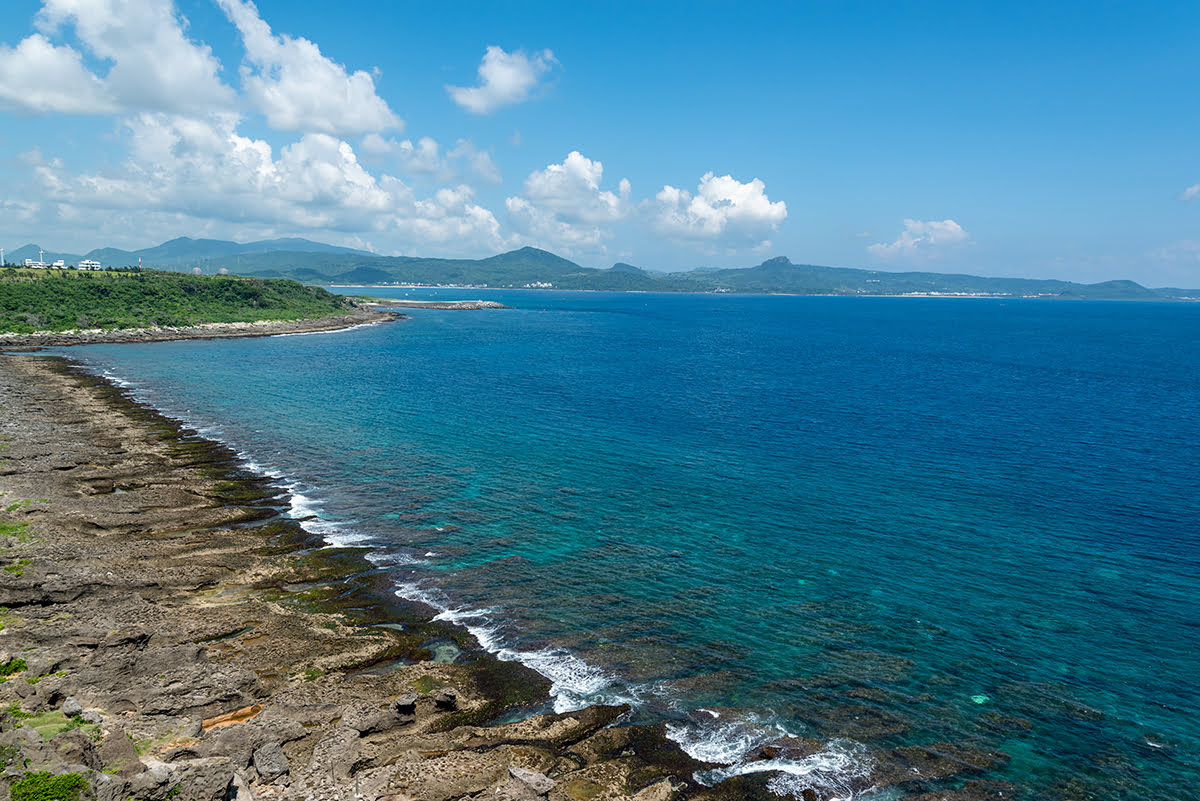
0,267,354,334
4,236,1184,299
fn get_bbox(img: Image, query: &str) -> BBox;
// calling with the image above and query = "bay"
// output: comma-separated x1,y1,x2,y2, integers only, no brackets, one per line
65,291,1200,800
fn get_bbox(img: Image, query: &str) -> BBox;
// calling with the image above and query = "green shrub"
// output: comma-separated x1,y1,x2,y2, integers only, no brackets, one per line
0,657,27,676
10,771,88,801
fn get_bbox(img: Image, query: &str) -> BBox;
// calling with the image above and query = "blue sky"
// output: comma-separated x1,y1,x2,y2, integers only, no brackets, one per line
2,0,1199,286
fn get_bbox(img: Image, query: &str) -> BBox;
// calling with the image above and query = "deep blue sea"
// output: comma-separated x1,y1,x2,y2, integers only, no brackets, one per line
64,292,1200,800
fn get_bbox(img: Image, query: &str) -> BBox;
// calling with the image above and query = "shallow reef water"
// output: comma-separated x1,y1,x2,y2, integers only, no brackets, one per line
68,291,1200,800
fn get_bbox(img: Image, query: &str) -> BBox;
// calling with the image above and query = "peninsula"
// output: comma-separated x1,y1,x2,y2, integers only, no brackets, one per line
0,267,401,345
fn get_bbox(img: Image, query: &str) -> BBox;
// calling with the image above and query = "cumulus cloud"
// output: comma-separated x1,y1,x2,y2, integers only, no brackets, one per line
505,151,630,252
0,34,113,114
26,111,506,251
652,172,786,248
1180,184,1200,201
447,46,556,114
216,0,401,135
867,219,969,258
0,0,234,115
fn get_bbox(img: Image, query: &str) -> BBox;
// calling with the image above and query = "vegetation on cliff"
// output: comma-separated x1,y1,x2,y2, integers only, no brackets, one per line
0,268,354,334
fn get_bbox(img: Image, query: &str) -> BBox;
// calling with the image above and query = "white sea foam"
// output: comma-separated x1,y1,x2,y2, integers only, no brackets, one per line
695,739,875,800
667,714,876,800
284,487,370,546
364,550,426,568
389,586,636,714
667,712,792,764
101,370,134,388
271,320,381,338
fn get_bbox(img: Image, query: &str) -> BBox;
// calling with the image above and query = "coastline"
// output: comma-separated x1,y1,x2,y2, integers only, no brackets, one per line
0,353,741,801
0,307,402,348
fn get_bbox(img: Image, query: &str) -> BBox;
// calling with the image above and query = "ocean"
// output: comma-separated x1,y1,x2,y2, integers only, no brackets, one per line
63,291,1200,800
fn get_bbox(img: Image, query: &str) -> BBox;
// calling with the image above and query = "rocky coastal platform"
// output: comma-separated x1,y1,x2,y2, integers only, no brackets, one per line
0,307,401,349
0,353,759,801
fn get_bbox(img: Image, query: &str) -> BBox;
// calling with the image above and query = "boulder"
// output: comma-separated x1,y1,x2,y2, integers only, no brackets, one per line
509,765,555,795
434,688,458,711
252,742,289,782
393,693,418,714
345,707,411,735
51,727,102,771
126,761,175,800
62,696,83,717
172,756,236,801
99,728,146,778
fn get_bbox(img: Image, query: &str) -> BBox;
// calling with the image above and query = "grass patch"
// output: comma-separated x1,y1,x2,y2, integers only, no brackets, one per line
4,558,32,577
0,521,33,543
410,675,440,694
0,657,27,677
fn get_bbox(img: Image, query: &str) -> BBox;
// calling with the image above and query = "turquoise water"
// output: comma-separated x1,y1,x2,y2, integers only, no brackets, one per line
66,292,1200,799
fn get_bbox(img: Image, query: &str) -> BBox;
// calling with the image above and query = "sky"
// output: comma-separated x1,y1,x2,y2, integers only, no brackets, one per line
2,0,1199,286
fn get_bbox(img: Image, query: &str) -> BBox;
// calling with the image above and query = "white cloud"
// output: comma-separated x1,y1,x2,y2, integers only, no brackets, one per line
449,140,502,184
356,135,501,184
447,46,556,114
1180,184,1200,201
505,151,630,253
868,219,969,259
0,34,114,114
652,172,786,248
396,137,444,176
216,0,401,135
24,112,506,253
28,0,234,114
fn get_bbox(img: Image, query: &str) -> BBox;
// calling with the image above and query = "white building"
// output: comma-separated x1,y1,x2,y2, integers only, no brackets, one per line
79,259,102,270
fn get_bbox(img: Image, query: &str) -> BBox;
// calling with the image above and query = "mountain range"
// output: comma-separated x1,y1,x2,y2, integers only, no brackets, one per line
4,237,1196,300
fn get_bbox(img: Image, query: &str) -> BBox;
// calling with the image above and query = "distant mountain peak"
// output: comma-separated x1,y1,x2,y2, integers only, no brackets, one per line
611,262,644,274
759,256,793,268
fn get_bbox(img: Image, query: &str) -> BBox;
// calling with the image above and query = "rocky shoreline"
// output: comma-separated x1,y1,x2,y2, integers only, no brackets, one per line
0,353,759,801
0,350,1027,801
363,300,510,311
0,307,401,348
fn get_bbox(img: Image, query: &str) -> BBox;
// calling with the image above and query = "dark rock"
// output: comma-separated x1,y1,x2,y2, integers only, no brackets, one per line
434,688,458,710
393,693,418,714
51,727,102,770
252,741,289,781
905,779,1020,801
874,742,1010,788
99,728,147,778
172,756,236,801
126,762,174,800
